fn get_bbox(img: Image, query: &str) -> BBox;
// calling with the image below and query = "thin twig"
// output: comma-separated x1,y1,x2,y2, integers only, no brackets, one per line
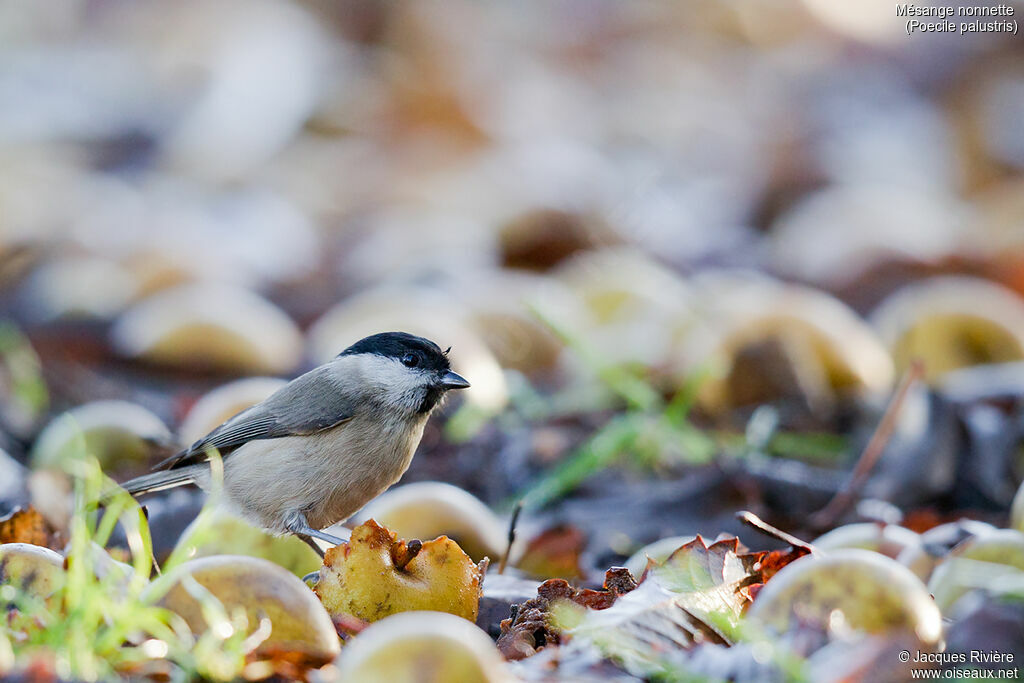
809,360,925,530
141,505,162,577
498,500,523,575
736,511,815,552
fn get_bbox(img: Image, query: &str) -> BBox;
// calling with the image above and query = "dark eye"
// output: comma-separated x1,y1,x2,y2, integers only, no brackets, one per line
401,353,419,368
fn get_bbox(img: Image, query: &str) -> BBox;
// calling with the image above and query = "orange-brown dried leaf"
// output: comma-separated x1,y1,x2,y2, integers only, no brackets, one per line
0,506,60,550
739,545,812,600
755,545,812,584
515,524,586,580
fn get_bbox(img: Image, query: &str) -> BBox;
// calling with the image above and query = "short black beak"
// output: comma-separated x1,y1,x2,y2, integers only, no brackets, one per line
440,370,471,390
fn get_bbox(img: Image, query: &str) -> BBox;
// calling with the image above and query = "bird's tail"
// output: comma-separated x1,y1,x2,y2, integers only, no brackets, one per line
119,466,202,497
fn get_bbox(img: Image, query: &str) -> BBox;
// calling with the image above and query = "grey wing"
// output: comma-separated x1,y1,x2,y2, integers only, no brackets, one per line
155,365,356,471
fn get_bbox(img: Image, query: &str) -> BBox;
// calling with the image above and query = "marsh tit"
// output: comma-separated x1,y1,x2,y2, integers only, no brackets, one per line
121,332,470,555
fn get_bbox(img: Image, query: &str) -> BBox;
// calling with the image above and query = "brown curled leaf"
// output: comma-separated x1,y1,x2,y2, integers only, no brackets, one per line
497,604,550,660
497,566,639,660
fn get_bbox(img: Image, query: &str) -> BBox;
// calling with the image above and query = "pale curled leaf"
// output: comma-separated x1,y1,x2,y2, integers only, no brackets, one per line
658,536,754,592
653,536,757,633
565,536,759,676
568,578,727,676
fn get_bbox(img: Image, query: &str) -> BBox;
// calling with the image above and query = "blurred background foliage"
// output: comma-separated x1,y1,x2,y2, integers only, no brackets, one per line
3,3,1024,680
1,0,1024,551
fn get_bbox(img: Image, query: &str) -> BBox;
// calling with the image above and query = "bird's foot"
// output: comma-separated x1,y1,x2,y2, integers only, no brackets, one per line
285,510,344,557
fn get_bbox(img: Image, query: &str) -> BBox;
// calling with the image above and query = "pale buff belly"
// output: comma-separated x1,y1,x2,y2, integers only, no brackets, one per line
203,415,426,534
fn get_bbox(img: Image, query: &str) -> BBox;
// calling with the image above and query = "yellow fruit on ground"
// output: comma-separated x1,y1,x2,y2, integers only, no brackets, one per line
337,611,511,682
173,510,321,578
0,543,65,604
148,555,339,664
748,549,941,645
314,519,484,623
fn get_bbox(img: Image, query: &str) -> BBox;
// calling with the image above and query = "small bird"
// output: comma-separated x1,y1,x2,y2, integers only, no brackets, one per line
120,331,470,555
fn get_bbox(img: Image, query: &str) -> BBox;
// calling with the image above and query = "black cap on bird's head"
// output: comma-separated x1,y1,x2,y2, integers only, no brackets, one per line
341,332,470,390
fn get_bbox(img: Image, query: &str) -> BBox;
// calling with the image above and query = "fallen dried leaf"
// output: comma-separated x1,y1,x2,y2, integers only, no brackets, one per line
531,537,768,677
497,602,550,661
0,507,60,550
568,576,729,676
652,536,761,632
515,524,586,580
755,545,811,579
496,567,638,660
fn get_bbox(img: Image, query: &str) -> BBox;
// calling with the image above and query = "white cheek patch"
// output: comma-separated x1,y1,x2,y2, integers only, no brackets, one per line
345,354,430,412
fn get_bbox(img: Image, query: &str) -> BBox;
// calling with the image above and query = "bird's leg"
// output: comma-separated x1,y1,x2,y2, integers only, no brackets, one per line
284,510,346,553
304,527,346,545
296,533,326,559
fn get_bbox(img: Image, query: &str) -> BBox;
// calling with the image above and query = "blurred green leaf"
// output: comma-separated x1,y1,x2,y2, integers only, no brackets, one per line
766,431,847,461
0,320,49,429
521,413,640,509
529,304,662,412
